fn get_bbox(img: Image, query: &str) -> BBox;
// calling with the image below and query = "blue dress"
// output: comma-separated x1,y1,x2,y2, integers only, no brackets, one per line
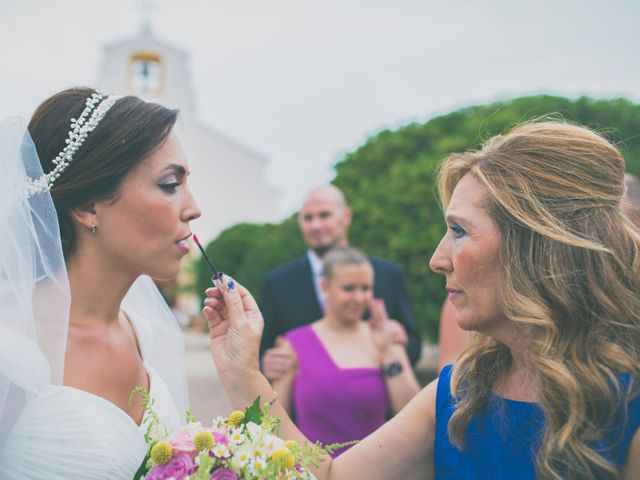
435,365,640,479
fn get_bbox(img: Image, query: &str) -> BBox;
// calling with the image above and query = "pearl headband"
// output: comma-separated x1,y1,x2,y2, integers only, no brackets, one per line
26,92,121,196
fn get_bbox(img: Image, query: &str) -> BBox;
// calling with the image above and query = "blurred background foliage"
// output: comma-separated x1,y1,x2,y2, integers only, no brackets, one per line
196,94,640,342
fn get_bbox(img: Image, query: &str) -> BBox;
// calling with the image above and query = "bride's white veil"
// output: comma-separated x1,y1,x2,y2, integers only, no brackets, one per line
0,116,189,447
0,117,69,444
122,275,189,417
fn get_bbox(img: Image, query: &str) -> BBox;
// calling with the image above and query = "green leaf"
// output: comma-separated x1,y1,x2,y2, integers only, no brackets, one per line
324,440,359,454
129,387,167,444
242,396,263,425
129,386,149,409
185,407,197,424
132,451,150,480
192,453,216,479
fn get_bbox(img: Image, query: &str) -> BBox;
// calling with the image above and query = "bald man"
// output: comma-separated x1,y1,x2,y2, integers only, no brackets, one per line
259,185,421,381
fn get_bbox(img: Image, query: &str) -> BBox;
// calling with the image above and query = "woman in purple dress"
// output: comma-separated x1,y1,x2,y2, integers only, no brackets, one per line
273,247,421,455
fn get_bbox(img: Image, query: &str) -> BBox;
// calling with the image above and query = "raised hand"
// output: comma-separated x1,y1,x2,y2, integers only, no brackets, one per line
262,336,296,382
368,297,408,352
202,275,264,385
388,320,408,347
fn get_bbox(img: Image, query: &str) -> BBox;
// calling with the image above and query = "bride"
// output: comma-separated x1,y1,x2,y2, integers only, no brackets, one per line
0,88,201,478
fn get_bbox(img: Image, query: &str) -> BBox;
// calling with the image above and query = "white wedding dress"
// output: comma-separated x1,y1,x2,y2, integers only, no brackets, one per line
0,118,191,479
0,307,183,479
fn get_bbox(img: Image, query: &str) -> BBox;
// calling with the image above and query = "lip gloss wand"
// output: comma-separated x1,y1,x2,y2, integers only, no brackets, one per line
193,234,223,286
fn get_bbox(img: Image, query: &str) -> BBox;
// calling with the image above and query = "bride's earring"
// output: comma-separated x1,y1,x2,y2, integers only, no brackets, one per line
90,221,97,233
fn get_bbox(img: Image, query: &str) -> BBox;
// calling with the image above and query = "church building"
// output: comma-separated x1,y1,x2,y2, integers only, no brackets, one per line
97,25,278,243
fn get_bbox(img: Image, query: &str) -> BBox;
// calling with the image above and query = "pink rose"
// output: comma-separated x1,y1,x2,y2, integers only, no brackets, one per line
168,423,203,458
145,454,195,480
213,432,228,446
168,430,196,458
210,467,238,480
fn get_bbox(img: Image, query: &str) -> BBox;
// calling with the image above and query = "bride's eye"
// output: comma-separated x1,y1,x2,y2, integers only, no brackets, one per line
158,174,181,193
159,182,181,193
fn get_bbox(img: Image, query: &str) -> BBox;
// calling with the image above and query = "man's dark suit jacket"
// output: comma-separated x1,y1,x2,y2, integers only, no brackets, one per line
259,254,422,365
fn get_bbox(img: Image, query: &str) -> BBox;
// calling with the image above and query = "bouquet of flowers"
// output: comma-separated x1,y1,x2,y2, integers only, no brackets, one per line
131,389,350,480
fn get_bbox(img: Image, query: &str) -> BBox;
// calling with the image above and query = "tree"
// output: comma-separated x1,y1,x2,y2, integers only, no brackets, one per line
196,95,640,342
195,217,306,301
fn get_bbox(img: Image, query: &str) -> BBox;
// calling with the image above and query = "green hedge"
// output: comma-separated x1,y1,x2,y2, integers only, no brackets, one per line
196,95,640,342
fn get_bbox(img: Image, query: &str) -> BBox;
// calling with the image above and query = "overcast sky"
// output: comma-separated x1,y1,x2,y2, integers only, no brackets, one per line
1,0,638,217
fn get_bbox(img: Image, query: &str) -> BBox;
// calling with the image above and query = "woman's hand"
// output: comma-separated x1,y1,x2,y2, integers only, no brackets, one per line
262,336,297,382
368,297,408,353
368,297,421,413
202,275,264,386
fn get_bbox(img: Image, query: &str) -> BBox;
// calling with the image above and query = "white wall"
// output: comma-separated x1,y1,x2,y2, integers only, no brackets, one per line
177,115,279,243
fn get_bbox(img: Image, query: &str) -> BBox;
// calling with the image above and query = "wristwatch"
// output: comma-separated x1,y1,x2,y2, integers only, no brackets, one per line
382,360,403,378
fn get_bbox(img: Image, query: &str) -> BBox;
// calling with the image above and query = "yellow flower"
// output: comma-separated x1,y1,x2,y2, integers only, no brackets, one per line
228,410,245,427
272,447,295,470
150,441,172,465
193,431,215,452
284,440,298,450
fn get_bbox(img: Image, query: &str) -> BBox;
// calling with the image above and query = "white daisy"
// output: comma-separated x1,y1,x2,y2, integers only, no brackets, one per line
229,427,246,444
212,444,231,459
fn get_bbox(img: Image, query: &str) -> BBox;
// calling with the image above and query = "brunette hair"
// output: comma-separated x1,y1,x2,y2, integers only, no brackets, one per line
28,87,178,257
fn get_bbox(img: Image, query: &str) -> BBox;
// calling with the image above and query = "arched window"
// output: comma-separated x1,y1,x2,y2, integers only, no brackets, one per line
129,51,163,94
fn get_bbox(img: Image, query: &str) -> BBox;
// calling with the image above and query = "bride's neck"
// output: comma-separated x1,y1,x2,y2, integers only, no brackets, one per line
65,248,135,327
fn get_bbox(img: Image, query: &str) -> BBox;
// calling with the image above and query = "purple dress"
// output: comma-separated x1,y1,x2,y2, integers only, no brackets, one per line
285,325,388,456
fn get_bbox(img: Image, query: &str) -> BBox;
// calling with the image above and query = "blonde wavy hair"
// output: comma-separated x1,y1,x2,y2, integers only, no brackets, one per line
438,121,640,479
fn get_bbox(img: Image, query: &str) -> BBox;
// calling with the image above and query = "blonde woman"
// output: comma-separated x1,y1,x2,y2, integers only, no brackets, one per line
273,247,420,456
204,121,640,479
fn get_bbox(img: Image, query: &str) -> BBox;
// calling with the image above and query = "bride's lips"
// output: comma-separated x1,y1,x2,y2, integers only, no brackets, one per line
176,233,192,253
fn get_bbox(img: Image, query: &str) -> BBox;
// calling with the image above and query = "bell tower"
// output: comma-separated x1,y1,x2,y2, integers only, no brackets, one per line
129,50,164,95
97,24,195,113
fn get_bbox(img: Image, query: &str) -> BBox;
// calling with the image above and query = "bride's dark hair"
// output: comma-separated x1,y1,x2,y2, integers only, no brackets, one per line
28,87,178,257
